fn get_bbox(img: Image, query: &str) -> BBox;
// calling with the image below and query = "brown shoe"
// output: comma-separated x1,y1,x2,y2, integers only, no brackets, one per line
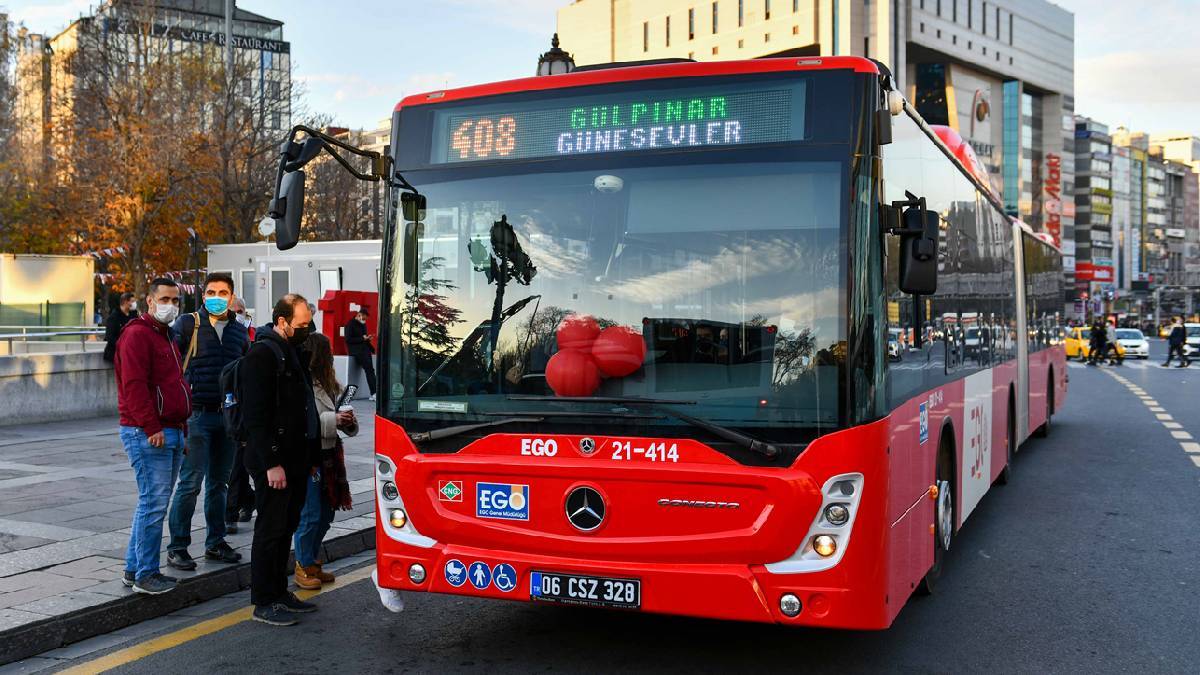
313,563,335,584
294,562,321,590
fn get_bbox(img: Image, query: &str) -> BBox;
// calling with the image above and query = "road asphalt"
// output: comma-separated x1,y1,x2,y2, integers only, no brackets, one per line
24,340,1200,674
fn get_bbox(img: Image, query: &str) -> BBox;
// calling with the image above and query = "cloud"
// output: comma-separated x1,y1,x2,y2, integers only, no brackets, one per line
442,0,563,35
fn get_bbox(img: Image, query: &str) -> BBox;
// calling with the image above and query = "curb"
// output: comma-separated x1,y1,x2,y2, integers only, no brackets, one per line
0,528,375,666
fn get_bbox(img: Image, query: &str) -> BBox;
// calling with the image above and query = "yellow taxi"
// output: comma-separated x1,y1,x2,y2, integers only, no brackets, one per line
1064,326,1126,361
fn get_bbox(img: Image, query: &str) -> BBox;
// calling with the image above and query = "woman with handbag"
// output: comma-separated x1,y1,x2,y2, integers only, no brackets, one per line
293,333,356,589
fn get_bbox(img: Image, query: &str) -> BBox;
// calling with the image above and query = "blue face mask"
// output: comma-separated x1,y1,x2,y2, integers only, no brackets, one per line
204,296,230,315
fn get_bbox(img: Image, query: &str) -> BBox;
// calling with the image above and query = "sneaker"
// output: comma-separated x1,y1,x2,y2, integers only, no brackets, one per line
123,571,177,587
225,521,239,534
294,562,322,590
167,550,197,571
369,394,376,402
279,592,317,613
205,542,243,563
238,508,254,523
252,603,298,626
133,574,177,595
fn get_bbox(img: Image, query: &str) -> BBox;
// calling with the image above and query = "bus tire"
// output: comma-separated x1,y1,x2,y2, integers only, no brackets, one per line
1034,370,1054,438
997,390,1015,485
918,433,955,596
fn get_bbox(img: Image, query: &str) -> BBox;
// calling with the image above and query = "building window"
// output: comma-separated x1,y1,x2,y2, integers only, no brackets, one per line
272,112,281,130
1009,12,1013,45
936,0,941,17
953,0,958,22
792,24,799,34
995,5,1000,38
712,45,719,54
643,21,649,51
689,8,695,39
241,79,250,96
738,38,744,48
920,22,925,33
793,0,799,11
982,1,987,34
968,39,972,49
937,29,941,38
713,1,719,32
764,32,770,42
666,16,671,46
738,0,744,27
952,34,957,45
688,51,695,59
267,80,280,99
1009,56,1013,65
982,45,987,55
968,0,973,29
765,0,771,20
996,50,1001,61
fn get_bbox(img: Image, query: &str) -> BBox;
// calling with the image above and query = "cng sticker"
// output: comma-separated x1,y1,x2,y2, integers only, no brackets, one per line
438,480,463,502
960,370,993,523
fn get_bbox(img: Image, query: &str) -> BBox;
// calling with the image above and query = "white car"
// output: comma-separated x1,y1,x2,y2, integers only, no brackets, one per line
1185,323,1200,357
1115,328,1149,359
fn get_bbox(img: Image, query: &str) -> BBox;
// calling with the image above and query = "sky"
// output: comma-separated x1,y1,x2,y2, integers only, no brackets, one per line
4,0,1199,135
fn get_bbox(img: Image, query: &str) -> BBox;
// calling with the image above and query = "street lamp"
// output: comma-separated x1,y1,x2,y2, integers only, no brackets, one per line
536,33,575,76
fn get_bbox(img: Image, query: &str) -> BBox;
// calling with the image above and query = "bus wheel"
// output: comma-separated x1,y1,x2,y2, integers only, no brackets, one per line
1034,372,1054,438
918,440,954,596
997,393,1015,485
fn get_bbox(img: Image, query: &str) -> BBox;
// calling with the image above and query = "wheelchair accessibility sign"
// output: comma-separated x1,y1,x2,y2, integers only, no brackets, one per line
491,563,517,592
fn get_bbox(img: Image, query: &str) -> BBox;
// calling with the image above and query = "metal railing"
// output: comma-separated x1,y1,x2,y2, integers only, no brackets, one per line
0,326,106,354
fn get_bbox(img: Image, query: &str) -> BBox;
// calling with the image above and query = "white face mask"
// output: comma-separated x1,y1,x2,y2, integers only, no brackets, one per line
129,301,138,312
236,314,252,327
152,301,179,325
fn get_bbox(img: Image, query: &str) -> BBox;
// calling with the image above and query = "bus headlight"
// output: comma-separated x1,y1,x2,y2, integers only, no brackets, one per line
381,481,399,501
389,509,407,529
824,503,850,526
813,535,837,557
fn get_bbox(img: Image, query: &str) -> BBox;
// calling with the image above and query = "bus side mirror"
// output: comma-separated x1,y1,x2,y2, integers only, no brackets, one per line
271,169,305,251
401,191,426,222
402,221,423,285
889,193,939,295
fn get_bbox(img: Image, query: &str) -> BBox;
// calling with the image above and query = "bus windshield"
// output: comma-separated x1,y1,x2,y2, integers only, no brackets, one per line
384,156,846,444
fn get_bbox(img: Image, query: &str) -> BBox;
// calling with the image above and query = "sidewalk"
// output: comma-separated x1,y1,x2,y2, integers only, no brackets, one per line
0,403,378,665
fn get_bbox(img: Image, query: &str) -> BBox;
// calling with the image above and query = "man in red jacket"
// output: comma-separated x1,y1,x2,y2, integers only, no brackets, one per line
113,277,192,595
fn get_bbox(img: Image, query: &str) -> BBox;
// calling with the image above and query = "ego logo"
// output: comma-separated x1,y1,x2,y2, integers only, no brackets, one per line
520,438,558,457
476,483,530,521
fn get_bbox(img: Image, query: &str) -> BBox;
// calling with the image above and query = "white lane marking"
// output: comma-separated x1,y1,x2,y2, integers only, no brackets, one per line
1163,422,1183,430
1149,407,1166,412
1156,413,1174,420
1142,399,1160,406
1171,431,1193,440
1181,443,1200,454
1192,457,1200,469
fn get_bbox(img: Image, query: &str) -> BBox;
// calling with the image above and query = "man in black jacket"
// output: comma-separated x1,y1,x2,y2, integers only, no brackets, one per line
241,294,320,626
1164,316,1190,368
344,307,377,401
167,273,249,571
102,292,137,363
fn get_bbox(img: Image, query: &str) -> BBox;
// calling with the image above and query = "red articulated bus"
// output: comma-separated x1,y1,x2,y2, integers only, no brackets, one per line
271,55,1066,628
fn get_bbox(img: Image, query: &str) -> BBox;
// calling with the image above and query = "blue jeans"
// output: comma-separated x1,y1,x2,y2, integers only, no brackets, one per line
167,411,235,553
120,426,184,582
292,468,335,567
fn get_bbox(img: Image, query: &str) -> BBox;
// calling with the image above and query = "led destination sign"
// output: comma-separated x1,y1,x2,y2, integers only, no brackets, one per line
431,82,804,164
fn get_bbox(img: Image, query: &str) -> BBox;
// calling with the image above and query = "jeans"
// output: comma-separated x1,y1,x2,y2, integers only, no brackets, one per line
293,468,335,567
350,350,377,395
167,411,235,553
120,426,184,582
250,465,308,606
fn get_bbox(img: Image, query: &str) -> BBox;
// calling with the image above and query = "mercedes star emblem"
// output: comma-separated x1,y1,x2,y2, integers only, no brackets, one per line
579,437,596,454
565,486,605,532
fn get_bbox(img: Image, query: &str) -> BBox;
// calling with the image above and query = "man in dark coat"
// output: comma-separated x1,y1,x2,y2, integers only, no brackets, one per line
1164,316,1190,368
166,273,249,571
344,306,377,401
102,292,138,363
242,294,320,626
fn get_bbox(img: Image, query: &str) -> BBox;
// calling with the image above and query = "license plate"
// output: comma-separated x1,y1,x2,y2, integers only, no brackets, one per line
530,571,641,610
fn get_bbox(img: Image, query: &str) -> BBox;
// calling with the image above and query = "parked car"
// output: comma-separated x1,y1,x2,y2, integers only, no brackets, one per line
1115,328,1149,359
1185,323,1200,357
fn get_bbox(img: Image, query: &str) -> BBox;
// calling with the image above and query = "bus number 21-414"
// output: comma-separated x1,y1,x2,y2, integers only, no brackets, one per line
611,441,679,462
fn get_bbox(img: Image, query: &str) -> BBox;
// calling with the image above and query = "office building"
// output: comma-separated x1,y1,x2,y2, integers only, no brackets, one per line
14,0,291,178
558,0,1076,310
1073,116,1113,304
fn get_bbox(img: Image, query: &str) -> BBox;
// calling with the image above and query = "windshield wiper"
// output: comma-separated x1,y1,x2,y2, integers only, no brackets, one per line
408,416,542,443
504,395,780,459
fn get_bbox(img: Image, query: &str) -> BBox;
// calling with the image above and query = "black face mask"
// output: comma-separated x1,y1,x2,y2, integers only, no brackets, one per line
288,324,311,346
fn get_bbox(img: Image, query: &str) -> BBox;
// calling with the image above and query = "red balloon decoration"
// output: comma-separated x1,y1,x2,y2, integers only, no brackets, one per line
591,326,646,377
556,314,600,351
545,349,601,397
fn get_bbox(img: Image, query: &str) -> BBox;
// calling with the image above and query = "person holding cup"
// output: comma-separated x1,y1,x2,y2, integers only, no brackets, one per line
293,332,357,590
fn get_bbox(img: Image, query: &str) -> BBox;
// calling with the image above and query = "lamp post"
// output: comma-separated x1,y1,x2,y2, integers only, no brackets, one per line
536,34,575,76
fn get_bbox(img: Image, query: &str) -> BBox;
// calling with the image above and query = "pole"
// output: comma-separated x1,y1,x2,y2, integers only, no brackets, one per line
224,0,234,79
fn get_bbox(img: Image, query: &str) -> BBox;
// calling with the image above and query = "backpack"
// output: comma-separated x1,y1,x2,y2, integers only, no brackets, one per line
180,312,201,373
220,338,286,442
